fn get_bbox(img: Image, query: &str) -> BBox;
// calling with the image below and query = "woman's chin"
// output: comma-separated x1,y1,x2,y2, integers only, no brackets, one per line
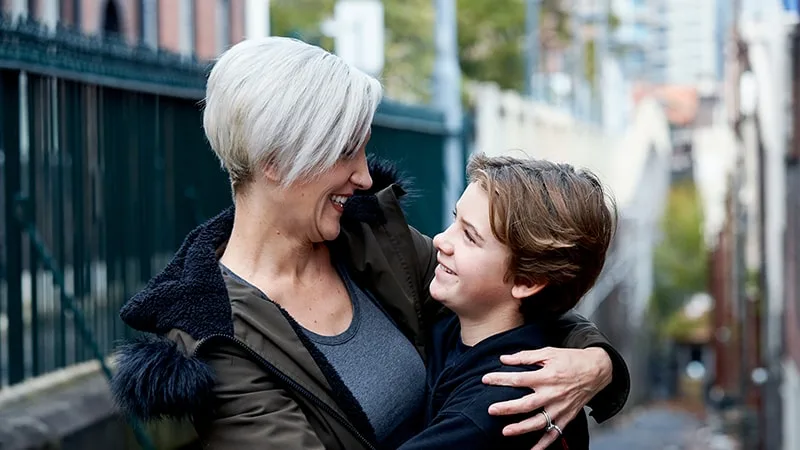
308,222,340,243
320,226,341,242
317,211,344,241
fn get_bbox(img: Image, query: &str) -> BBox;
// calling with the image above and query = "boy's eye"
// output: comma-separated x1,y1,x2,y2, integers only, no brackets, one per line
464,230,476,244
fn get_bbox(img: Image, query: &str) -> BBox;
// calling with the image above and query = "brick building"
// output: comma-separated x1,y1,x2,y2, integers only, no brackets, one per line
0,0,269,60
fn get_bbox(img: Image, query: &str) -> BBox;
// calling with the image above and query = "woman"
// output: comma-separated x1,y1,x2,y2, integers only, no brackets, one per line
111,37,629,450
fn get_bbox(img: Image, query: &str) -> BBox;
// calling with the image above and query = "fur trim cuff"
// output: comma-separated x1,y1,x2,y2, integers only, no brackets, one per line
111,334,216,422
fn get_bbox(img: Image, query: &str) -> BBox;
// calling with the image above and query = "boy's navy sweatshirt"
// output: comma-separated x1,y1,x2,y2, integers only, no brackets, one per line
397,312,589,450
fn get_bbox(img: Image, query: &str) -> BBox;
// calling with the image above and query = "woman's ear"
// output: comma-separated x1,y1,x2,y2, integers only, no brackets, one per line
261,160,282,183
511,280,545,300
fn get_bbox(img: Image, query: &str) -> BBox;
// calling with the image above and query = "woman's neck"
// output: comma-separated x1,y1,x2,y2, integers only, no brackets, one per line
219,191,327,284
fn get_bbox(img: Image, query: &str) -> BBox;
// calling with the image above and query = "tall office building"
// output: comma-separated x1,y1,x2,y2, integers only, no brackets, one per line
611,0,666,82
663,0,726,85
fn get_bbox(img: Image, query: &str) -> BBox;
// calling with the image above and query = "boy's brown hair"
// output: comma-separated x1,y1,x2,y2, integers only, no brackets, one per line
467,153,617,317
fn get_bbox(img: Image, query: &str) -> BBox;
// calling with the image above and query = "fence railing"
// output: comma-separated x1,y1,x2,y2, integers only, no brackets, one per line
0,14,452,390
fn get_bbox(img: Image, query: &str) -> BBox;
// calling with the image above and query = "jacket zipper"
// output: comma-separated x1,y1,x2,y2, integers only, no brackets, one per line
193,334,377,450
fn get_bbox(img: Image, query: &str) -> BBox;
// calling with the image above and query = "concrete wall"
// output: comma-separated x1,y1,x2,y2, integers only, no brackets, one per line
0,360,197,450
469,81,671,209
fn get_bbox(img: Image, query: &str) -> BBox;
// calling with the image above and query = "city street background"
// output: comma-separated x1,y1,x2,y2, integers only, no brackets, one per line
0,0,798,449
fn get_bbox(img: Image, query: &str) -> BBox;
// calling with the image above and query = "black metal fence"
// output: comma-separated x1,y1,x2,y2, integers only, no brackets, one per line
0,15,452,387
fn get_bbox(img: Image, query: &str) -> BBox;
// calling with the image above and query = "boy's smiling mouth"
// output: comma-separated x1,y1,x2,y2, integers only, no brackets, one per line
437,259,456,275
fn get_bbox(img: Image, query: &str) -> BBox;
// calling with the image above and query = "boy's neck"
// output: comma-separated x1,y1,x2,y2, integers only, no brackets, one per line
456,305,525,346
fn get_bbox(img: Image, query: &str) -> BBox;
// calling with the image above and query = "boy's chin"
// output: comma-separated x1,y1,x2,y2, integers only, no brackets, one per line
429,286,451,304
430,294,462,313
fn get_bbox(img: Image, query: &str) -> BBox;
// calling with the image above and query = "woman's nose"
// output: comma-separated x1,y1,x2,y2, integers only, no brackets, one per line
352,152,373,191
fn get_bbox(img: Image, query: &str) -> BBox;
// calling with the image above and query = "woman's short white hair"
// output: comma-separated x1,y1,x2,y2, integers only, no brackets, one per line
202,36,383,189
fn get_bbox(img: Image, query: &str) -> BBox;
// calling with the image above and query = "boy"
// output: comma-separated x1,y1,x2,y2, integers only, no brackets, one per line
398,154,616,450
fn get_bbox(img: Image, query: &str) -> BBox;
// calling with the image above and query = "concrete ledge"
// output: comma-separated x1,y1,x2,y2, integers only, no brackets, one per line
0,360,198,450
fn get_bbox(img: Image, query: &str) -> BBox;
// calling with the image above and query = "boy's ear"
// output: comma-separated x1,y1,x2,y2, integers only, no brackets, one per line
511,280,545,300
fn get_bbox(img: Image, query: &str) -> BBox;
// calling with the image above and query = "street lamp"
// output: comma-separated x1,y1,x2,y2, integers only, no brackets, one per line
433,0,464,228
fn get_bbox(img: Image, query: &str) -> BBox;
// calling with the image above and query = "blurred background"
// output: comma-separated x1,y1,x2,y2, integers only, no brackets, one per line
0,0,797,449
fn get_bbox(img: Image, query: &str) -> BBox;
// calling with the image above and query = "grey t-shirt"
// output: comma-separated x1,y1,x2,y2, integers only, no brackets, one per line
219,261,426,447
301,264,426,448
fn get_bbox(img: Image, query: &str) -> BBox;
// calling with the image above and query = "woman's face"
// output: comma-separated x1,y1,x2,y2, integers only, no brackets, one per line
286,137,373,243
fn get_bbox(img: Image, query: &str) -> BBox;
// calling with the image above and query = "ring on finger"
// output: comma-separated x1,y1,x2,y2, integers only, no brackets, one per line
540,409,553,430
547,423,563,437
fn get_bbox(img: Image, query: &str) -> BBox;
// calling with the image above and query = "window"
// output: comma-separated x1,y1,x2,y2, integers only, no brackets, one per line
102,0,122,37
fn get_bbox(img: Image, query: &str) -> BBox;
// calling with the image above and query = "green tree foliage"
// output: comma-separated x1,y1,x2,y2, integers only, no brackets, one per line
457,0,572,93
269,0,617,101
270,0,335,46
649,180,708,334
381,0,436,102
584,38,596,87
270,0,435,103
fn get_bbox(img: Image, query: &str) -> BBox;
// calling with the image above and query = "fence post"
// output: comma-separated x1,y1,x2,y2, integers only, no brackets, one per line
1,69,24,385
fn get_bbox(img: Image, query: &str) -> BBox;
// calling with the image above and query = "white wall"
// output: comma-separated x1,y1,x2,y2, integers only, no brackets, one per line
469,81,671,208
692,126,737,248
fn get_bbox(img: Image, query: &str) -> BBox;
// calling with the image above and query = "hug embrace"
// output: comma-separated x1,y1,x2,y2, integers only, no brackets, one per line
111,37,629,450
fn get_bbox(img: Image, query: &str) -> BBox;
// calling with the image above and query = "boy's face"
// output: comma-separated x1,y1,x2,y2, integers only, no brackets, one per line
430,182,516,316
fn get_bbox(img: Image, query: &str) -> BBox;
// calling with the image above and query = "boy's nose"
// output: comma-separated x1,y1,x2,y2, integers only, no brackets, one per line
433,232,453,255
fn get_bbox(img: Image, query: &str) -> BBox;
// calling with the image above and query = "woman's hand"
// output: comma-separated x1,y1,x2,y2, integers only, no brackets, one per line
481,347,613,450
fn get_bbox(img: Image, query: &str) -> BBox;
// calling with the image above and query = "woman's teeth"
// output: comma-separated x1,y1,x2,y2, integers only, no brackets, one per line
331,195,348,207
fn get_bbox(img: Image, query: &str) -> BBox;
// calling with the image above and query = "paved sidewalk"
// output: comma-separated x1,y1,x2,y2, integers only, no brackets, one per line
591,403,740,450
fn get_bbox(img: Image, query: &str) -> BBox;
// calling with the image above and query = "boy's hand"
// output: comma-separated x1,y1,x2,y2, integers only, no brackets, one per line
481,347,613,450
